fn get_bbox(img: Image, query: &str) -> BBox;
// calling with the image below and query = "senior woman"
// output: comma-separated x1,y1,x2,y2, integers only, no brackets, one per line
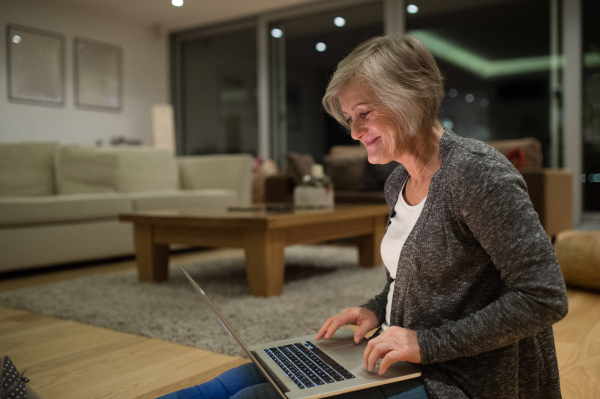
160,34,568,399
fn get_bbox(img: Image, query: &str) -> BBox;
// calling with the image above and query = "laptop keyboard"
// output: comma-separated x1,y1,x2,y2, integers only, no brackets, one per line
264,341,356,389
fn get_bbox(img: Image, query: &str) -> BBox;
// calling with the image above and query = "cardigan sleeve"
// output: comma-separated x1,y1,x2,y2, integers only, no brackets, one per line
417,153,568,365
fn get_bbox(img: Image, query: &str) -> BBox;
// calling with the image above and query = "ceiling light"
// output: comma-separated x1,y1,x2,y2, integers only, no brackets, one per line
12,35,21,44
271,28,283,39
172,0,183,6
465,94,475,103
448,89,457,98
316,42,326,52
334,17,346,27
407,4,419,14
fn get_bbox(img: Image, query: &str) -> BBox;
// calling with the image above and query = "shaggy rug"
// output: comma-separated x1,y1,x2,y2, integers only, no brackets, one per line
0,245,386,357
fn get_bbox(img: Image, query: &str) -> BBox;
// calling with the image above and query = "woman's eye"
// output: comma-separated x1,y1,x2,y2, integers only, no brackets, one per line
361,111,371,118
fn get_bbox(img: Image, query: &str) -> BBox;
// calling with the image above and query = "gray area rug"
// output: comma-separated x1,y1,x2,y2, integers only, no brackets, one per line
0,245,386,357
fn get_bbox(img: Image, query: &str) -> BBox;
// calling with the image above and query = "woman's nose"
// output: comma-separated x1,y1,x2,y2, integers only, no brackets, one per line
350,123,366,141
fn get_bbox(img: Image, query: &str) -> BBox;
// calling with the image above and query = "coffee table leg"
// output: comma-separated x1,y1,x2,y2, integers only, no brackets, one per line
357,215,386,267
244,230,285,297
134,224,169,282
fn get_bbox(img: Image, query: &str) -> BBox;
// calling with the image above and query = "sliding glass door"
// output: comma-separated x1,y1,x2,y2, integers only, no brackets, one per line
582,0,600,212
268,2,384,164
407,0,555,165
176,24,258,156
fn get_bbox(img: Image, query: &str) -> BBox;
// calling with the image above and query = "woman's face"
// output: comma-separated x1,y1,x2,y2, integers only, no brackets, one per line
337,83,401,164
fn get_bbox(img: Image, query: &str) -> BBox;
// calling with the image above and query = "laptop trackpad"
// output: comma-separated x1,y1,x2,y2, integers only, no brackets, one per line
330,345,365,362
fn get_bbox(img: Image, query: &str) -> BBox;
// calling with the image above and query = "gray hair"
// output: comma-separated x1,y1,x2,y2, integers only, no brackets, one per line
322,34,444,138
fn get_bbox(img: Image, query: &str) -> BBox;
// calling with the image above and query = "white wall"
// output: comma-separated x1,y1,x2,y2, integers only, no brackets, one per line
0,0,169,146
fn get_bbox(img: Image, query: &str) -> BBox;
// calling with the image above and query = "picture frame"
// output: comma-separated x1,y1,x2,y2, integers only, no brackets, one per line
6,24,65,107
74,37,123,111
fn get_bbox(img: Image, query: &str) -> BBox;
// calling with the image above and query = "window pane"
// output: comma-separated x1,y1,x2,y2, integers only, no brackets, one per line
271,2,384,163
407,0,553,164
181,29,257,155
583,0,600,212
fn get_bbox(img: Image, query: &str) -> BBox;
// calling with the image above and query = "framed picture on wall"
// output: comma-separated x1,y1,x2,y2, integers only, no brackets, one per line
74,37,122,111
6,24,65,107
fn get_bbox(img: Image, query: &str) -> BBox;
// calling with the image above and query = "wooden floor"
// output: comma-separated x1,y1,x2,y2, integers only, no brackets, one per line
1,249,599,398
0,249,250,399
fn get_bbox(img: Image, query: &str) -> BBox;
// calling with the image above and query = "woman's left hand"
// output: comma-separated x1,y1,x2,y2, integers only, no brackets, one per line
364,326,422,375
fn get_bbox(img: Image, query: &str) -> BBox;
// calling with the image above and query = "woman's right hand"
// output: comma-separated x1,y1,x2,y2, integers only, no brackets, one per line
315,307,379,344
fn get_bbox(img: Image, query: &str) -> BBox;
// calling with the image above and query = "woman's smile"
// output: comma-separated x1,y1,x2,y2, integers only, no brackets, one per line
338,83,400,164
365,136,380,147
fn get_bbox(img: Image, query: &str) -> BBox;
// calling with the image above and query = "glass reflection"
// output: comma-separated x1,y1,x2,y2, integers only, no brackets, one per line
583,0,600,211
407,0,551,152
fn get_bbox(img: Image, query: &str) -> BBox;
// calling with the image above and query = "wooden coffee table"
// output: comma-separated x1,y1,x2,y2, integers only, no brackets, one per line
119,204,389,297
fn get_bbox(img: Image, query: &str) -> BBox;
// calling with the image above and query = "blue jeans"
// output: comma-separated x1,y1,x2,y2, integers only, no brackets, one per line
158,363,428,399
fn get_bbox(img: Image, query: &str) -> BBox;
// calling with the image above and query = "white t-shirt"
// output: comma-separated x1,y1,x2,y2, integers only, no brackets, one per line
379,180,426,331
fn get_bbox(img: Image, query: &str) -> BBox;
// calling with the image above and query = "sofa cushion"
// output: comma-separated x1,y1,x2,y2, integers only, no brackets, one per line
178,154,253,206
113,147,179,193
0,193,132,226
125,189,238,211
0,141,58,197
55,145,119,194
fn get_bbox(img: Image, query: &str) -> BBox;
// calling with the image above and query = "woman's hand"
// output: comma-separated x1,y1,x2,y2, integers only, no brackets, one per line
315,307,379,344
364,326,422,375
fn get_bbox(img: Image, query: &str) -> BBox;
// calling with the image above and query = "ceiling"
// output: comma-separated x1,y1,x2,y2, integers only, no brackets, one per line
43,0,327,32
41,0,528,34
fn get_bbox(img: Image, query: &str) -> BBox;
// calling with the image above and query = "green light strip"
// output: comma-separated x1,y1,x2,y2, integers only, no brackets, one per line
410,30,600,79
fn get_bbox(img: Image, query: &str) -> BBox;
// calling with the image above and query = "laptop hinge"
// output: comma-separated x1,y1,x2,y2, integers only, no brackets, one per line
252,351,290,393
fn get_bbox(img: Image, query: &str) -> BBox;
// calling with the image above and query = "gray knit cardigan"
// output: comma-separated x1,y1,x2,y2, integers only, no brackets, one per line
362,130,568,399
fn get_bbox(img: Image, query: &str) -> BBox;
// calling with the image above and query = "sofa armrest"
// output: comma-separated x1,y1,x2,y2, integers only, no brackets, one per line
177,154,253,207
520,168,573,238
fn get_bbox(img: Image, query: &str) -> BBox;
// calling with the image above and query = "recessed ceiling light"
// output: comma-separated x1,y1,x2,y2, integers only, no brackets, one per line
448,89,457,98
12,35,21,44
316,42,326,52
271,28,283,39
172,0,183,6
334,17,346,27
465,94,475,103
407,4,419,14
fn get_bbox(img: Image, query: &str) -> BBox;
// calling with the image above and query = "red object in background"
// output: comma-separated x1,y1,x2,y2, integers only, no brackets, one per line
505,148,527,169
252,156,264,178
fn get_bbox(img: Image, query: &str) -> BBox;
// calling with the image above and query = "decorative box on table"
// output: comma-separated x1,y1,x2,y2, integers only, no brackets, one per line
293,164,334,209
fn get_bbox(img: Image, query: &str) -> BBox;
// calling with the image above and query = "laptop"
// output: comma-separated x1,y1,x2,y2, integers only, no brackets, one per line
179,265,421,399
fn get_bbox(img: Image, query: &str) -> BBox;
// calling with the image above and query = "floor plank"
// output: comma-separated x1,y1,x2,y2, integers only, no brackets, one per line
1,248,599,398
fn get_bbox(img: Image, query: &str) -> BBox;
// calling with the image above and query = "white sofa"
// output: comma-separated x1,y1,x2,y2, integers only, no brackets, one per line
0,142,253,272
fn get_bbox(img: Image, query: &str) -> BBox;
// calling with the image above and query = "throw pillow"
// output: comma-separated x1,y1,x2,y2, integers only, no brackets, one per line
505,148,527,169
486,138,543,168
1,356,40,399
286,152,314,185
323,154,366,191
360,161,399,191
252,158,279,204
